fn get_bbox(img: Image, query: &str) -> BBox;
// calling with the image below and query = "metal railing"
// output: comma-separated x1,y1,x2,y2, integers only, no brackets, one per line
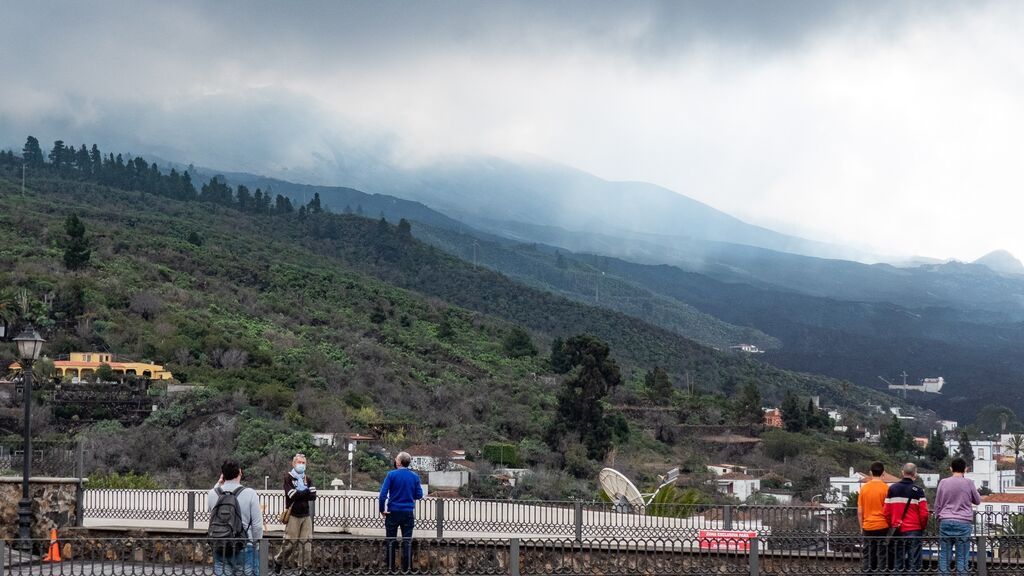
0,442,83,479
79,491,1024,540
5,534,1024,575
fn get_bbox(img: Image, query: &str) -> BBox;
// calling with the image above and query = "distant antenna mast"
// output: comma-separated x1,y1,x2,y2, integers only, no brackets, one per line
22,165,26,196
472,240,479,267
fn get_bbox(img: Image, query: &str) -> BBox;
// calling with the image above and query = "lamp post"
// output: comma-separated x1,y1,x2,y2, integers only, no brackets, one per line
14,326,44,551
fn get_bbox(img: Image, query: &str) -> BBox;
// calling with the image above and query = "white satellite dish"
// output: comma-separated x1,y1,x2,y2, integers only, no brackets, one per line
599,468,647,513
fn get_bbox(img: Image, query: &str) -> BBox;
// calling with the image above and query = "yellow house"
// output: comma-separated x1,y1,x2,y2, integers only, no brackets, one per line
9,352,174,380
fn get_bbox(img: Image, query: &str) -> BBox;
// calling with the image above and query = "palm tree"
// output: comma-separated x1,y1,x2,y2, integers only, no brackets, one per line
647,485,706,518
1005,434,1024,486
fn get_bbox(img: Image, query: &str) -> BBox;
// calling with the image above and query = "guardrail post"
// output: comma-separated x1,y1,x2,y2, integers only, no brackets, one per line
259,538,269,576
75,480,85,527
187,493,196,530
724,506,733,530
977,535,987,576
748,537,759,576
509,538,520,576
76,442,84,480
574,501,583,544
435,498,445,539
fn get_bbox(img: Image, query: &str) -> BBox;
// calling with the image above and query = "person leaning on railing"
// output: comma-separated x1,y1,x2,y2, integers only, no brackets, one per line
934,457,982,576
379,451,424,572
884,463,929,574
858,461,891,572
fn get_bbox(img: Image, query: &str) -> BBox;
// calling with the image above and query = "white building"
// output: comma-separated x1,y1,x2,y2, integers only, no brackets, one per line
937,420,958,433
708,463,753,476
311,433,337,447
828,410,842,422
729,344,764,353
714,473,761,501
827,467,900,502
945,439,998,462
966,458,1015,493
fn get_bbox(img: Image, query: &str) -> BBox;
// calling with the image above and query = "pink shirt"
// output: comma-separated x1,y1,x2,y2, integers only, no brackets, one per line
934,476,981,524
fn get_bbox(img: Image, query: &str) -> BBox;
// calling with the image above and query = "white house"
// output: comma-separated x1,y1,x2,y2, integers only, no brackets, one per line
827,467,900,502
979,494,1024,526
311,433,337,447
945,439,998,462
828,410,842,422
965,458,1015,493
937,420,958,433
708,463,752,476
714,473,761,501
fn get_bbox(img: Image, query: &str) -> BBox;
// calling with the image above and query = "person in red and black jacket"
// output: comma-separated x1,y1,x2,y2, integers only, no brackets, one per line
274,453,317,573
884,463,929,573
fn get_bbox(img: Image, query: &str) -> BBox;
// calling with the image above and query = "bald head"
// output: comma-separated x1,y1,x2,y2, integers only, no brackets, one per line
901,463,917,478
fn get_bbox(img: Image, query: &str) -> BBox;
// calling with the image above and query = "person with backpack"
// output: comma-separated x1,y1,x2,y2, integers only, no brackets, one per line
207,460,263,576
275,453,317,573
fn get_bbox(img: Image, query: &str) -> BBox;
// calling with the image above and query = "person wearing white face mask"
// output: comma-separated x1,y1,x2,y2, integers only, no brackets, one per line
274,453,317,574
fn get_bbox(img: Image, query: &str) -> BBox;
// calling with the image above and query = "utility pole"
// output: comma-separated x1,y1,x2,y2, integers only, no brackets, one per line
22,164,26,196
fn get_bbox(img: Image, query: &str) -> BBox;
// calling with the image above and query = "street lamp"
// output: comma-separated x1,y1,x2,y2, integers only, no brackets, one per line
14,326,44,550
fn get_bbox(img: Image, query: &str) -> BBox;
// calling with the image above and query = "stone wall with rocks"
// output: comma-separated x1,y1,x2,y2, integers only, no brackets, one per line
0,476,83,540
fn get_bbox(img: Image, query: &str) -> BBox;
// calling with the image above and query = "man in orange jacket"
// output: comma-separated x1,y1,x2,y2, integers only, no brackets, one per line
858,462,891,571
884,463,929,573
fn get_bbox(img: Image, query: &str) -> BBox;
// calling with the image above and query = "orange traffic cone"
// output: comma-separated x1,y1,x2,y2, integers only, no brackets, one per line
42,529,62,562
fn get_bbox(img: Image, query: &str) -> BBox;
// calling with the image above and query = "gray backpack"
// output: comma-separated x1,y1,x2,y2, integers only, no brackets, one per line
208,486,249,552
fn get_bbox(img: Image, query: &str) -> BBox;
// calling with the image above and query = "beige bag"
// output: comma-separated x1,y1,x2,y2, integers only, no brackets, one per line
278,504,294,524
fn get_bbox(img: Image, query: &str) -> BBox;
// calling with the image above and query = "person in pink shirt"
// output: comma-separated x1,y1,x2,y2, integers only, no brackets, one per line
934,457,981,575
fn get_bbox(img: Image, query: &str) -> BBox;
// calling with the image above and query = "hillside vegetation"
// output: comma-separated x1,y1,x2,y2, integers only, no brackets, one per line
0,141,920,497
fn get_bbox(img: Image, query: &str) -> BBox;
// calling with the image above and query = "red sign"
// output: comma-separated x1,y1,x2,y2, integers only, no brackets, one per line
698,530,758,551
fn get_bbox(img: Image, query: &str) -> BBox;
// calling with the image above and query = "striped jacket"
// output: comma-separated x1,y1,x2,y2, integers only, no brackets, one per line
883,478,929,532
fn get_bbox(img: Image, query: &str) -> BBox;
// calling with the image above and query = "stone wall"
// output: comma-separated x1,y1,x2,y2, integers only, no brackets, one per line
0,476,83,540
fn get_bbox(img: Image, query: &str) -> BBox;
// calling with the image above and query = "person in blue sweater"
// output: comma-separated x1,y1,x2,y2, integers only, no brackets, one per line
379,451,423,572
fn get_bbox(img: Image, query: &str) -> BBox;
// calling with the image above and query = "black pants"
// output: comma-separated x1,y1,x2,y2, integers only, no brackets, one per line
385,511,415,572
862,528,890,571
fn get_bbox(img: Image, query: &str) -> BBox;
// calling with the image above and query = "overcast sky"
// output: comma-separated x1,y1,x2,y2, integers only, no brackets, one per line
2,0,1023,261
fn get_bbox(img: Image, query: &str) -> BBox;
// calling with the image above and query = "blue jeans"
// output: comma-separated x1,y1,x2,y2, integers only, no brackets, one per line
385,510,415,572
894,530,923,573
939,520,973,575
214,543,253,576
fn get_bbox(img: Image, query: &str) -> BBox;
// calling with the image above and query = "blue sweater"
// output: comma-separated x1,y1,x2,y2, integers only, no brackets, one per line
379,468,423,513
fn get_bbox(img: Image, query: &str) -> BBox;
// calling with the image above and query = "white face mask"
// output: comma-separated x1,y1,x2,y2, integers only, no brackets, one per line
295,463,306,474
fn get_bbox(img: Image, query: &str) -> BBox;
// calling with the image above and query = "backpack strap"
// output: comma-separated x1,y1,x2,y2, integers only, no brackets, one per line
215,486,224,496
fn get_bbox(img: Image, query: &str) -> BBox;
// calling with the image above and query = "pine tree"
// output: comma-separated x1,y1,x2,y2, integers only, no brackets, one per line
63,213,91,270
546,335,622,461
734,382,763,425
883,416,911,456
22,136,44,167
308,192,323,213
550,337,571,373
957,430,975,466
781,391,806,432
926,430,948,464
49,140,68,170
397,218,412,240
644,366,673,403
